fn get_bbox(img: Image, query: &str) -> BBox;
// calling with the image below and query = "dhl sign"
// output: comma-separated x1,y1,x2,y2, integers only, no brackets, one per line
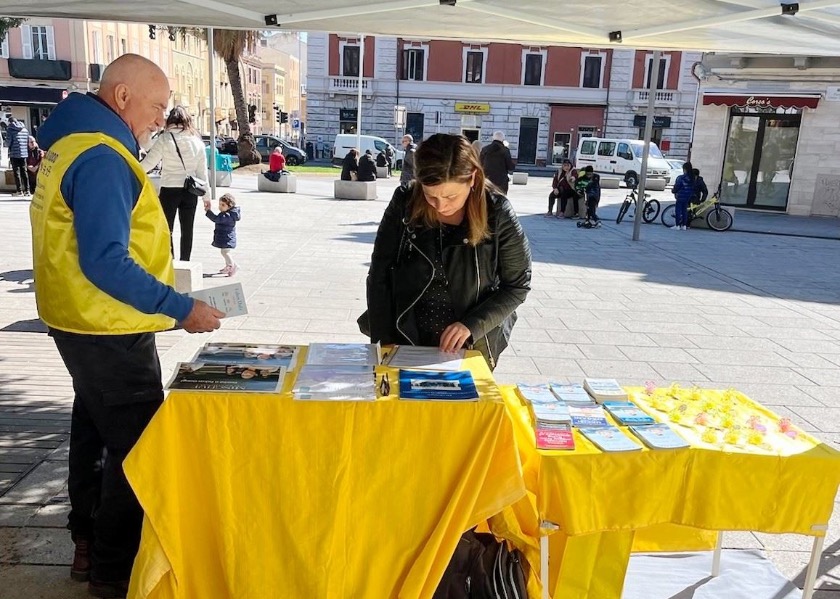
454,102,491,114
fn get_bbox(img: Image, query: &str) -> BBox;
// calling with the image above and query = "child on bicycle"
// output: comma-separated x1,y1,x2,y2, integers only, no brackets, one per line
577,165,602,228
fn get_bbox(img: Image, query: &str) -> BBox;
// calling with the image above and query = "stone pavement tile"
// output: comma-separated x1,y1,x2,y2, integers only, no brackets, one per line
576,345,627,361
560,319,630,333
623,321,713,336
798,369,840,386
260,306,351,321
304,319,368,335
581,331,656,347
0,527,72,565
820,355,840,368
757,316,840,332
649,363,710,383
515,316,570,331
645,333,700,348
685,348,796,368
762,334,840,348
538,292,601,304
279,332,368,344
0,504,39,526
686,335,785,352
722,531,764,550
0,564,88,599
203,329,283,344
567,300,631,313
490,356,540,377
234,316,311,332
44,440,69,463
789,407,840,433
774,351,840,370
545,330,592,345
29,504,70,528
0,461,66,505
618,346,695,364
573,359,660,380
507,342,584,359
699,323,753,338
699,365,815,386
508,329,555,343
800,387,840,408
530,359,586,380
767,549,840,592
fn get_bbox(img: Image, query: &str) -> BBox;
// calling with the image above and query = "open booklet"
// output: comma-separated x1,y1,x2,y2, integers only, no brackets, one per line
167,362,286,393
193,343,301,369
383,346,465,371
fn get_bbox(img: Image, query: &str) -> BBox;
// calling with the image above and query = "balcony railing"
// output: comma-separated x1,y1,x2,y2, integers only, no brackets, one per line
631,89,682,106
329,76,372,96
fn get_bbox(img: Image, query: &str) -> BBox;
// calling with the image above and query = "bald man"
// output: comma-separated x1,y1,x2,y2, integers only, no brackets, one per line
31,54,223,598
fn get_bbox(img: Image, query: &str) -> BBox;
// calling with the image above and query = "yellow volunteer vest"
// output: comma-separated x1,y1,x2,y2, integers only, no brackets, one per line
30,132,176,334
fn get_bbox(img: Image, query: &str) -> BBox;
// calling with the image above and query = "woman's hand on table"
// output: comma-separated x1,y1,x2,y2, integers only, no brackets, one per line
440,322,471,353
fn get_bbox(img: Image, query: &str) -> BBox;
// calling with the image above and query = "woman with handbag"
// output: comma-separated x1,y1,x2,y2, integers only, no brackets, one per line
141,106,208,260
362,133,531,370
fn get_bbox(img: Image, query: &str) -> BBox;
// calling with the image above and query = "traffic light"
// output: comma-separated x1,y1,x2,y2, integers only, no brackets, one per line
148,25,156,40
279,111,289,124
275,111,281,123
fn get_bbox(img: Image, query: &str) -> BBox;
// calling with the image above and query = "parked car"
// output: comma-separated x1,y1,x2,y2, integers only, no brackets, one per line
332,134,404,169
254,135,307,165
666,159,685,187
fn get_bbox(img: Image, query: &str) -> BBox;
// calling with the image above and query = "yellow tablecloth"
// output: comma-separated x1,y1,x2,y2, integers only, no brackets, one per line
497,385,840,599
124,353,526,599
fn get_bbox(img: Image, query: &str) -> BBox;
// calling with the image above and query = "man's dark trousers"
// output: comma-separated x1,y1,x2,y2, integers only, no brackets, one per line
51,329,164,583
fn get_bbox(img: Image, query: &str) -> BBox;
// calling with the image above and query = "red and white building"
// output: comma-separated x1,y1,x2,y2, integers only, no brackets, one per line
305,33,701,165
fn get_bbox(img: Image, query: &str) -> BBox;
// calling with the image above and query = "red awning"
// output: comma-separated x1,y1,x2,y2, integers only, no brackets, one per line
702,94,820,109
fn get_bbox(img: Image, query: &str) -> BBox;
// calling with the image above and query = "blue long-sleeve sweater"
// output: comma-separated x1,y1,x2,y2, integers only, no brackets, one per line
37,93,193,322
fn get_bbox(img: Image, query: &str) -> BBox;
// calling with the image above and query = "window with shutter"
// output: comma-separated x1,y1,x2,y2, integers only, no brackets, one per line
21,25,32,59
46,26,56,60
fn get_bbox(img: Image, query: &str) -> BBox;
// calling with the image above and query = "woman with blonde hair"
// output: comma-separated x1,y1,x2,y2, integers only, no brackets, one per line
141,105,208,260
362,133,531,369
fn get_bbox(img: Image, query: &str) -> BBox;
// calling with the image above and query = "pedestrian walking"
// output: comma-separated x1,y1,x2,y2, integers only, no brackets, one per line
479,131,515,194
8,117,30,195
204,193,241,276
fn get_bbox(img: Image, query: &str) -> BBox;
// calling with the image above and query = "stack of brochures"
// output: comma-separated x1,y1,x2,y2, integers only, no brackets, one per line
515,384,575,450
293,343,380,401
578,426,642,452
602,401,656,426
550,383,594,404
399,370,479,401
384,346,465,371
583,378,628,404
166,342,302,393
629,423,690,449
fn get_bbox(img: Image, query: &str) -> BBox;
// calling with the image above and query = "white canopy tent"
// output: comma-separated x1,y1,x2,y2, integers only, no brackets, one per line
6,0,840,55
7,0,840,230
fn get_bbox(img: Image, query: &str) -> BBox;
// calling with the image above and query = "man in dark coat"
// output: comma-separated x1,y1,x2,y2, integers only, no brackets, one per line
357,149,377,182
8,118,30,195
479,131,515,194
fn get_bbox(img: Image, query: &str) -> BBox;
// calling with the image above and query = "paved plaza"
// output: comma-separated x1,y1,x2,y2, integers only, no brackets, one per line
0,171,838,597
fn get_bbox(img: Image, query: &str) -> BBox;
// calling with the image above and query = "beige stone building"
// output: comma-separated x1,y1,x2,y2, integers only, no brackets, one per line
261,61,286,138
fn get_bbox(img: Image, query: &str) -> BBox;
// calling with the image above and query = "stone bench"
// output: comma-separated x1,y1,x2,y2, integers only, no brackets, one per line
643,178,667,192
215,171,232,187
257,173,297,193
563,197,588,219
376,166,390,179
511,172,528,185
173,260,202,293
334,180,377,200
600,177,621,189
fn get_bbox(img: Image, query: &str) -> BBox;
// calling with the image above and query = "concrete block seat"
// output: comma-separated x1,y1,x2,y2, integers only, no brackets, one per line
376,166,390,179
511,172,528,185
257,172,297,193
173,260,202,293
644,178,667,192
334,179,377,200
600,177,621,189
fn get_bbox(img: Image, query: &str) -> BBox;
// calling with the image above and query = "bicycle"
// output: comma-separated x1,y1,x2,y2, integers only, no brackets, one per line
660,184,733,232
615,186,661,224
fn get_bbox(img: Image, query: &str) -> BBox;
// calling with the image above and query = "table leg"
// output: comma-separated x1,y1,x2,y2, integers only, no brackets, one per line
711,532,723,577
541,534,550,599
801,535,826,599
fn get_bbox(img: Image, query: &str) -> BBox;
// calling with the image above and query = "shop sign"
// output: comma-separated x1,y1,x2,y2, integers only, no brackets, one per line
826,86,840,101
633,115,672,128
339,108,358,121
454,102,491,114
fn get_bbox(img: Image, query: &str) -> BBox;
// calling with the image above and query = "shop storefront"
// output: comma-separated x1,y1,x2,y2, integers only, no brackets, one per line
692,93,822,214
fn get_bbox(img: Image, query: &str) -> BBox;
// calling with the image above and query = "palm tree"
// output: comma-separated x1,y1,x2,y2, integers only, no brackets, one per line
210,30,261,166
171,27,261,166
0,18,25,41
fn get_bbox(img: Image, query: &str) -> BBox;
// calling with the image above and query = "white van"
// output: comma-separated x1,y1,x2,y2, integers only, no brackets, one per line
332,134,404,168
575,137,672,187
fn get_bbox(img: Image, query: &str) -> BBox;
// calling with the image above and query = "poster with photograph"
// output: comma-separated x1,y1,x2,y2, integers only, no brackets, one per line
167,362,287,393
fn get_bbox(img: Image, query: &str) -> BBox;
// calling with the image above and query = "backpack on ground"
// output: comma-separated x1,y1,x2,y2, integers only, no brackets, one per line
432,530,529,599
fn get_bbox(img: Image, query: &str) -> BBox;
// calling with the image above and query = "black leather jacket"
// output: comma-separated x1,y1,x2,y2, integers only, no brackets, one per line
364,184,531,368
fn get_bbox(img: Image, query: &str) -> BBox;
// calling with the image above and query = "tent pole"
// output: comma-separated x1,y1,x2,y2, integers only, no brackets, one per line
208,27,217,200
632,49,659,242
356,34,364,153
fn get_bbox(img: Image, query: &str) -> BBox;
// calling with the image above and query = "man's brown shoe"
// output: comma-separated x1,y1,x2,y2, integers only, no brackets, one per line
88,578,129,598
70,536,91,582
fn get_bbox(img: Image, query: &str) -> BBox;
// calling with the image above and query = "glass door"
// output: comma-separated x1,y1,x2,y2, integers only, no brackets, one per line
721,111,800,210
552,132,571,165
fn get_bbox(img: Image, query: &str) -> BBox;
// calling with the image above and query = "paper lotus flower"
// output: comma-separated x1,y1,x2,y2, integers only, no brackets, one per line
694,412,710,426
644,381,657,395
701,429,719,444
